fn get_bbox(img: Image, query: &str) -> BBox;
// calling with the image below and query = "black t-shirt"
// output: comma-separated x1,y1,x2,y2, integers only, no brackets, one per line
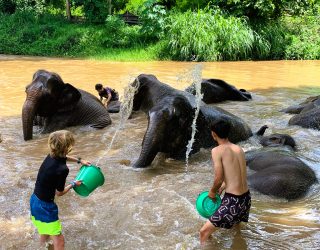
34,154,69,202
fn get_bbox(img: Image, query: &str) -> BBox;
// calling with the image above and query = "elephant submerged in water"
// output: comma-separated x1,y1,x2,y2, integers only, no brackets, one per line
281,95,320,130
246,127,317,200
185,78,252,104
22,69,111,140
131,74,253,168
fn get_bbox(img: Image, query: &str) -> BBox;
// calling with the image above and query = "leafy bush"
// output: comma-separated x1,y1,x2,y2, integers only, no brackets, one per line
284,15,320,59
138,0,167,41
162,9,265,61
0,0,16,14
15,0,46,15
73,0,108,23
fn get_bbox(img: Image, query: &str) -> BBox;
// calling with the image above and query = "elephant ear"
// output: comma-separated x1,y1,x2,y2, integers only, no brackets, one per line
57,83,81,111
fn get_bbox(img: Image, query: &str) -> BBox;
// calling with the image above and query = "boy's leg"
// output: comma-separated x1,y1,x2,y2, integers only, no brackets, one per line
52,234,65,250
199,220,217,245
40,234,49,246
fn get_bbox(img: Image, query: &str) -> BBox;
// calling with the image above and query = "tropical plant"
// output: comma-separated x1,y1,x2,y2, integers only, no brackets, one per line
163,9,267,61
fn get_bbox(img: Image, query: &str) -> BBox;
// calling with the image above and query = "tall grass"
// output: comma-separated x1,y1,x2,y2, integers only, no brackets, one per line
162,9,270,61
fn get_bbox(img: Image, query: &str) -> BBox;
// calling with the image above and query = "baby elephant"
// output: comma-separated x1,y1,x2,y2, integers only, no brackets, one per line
246,126,317,200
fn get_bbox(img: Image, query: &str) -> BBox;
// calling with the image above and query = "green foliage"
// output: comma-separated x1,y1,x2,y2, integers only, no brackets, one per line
284,14,320,59
162,9,266,61
15,0,46,14
251,21,288,59
138,0,167,40
210,0,317,20
125,0,147,14
0,0,16,14
0,11,149,57
73,0,108,23
175,0,208,11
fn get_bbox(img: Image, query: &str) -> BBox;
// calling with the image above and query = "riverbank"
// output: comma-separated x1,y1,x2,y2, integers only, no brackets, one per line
0,11,319,61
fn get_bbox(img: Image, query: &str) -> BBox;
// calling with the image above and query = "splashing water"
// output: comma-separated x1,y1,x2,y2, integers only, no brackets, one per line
177,64,204,171
95,77,140,167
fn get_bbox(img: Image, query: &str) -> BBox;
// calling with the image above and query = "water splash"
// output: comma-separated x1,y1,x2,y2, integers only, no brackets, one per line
177,64,204,171
185,64,203,170
95,76,140,167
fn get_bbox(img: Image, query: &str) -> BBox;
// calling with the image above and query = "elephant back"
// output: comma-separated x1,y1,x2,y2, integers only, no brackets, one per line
200,105,253,144
72,90,111,128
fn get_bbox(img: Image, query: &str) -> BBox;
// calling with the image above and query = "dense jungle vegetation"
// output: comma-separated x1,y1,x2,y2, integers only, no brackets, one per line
0,0,319,61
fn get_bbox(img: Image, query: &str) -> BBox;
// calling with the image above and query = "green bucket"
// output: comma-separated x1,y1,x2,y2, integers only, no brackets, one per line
196,191,221,218
73,165,105,197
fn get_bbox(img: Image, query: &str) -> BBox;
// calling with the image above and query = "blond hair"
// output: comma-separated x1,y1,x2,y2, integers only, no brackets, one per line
48,130,75,158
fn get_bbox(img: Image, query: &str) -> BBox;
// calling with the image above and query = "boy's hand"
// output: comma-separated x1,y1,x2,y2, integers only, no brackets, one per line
80,159,91,166
208,190,217,202
74,180,82,186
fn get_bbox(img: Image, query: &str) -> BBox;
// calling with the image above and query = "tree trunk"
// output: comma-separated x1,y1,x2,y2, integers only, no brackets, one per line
66,0,71,20
108,0,112,15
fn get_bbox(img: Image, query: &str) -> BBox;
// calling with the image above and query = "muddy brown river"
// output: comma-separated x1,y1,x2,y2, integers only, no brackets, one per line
0,55,319,249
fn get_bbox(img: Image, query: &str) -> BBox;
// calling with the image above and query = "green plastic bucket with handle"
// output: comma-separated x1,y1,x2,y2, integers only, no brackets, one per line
73,165,105,197
196,191,222,218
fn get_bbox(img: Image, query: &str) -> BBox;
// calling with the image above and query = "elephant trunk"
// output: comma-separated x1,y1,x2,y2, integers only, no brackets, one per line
133,112,162,168
22,99,37,140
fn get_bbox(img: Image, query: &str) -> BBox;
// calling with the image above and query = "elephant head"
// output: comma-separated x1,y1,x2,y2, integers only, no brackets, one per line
185,78,252,104
133,95,196,168
22,69,81,140
256,125,296,149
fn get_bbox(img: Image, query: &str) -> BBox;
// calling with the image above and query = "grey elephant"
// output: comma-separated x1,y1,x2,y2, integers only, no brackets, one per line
246,127,317,200
256,125,296,149
131,74,253,168
22,69,111,140
185,78,252,104
281,95,320,130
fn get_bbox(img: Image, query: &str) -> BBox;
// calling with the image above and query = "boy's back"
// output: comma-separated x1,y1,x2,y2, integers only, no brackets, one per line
213,143,248,195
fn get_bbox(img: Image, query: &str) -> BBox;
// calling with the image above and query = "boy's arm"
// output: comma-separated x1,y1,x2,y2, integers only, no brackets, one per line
56,183,76,196
105,92,112,105
66,155,91,166
208,148,224,199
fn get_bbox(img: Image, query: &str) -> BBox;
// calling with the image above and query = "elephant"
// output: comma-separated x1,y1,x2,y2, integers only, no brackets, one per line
131,74,253,168
185,78,252,104
22,69,111,140
281,95,320,130
256,125,296,149
246,127,317,200
107,100,121,113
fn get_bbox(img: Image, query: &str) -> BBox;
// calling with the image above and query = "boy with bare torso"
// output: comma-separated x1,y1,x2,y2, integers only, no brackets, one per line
199,119,251,245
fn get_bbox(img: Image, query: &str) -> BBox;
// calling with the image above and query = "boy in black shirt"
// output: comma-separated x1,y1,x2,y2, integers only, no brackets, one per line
30,130,90,249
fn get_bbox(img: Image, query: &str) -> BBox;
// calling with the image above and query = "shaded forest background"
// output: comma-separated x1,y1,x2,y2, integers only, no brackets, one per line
0,0,319,61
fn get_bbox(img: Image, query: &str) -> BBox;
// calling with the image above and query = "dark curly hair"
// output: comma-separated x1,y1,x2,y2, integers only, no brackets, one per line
95,83,103,91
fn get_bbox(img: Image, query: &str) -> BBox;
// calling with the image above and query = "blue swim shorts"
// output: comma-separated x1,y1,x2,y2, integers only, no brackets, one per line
30,193,62,235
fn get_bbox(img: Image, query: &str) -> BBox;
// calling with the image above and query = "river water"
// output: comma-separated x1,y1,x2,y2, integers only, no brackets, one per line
0,56,319,249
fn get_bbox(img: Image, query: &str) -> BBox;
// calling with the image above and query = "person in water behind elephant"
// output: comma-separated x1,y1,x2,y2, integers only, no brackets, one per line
30,130,91,250
200,119,251,245
95,83,119,107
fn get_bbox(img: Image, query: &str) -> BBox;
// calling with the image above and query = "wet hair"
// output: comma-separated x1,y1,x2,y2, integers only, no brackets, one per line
48,130,75,158
210,119,231,139
95,83,103,91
